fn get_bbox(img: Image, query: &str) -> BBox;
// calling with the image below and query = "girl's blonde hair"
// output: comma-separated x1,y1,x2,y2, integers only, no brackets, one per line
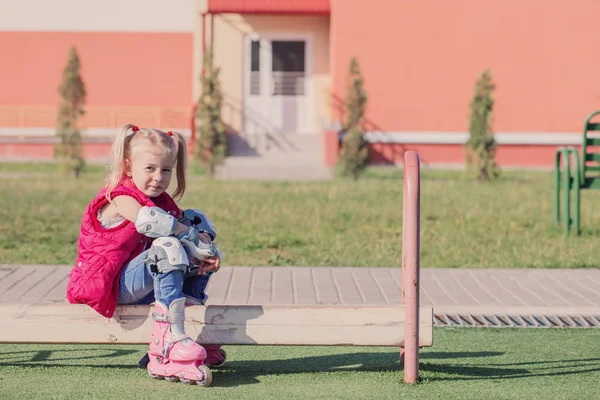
105,124,188,202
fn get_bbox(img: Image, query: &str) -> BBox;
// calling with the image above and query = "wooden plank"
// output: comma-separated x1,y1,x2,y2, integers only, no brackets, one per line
0,303,433,347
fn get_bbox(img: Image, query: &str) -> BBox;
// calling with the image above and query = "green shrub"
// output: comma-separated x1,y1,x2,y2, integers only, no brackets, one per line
55,47,86,178
337,57,370,180
194,48,227,177
465,69,499,181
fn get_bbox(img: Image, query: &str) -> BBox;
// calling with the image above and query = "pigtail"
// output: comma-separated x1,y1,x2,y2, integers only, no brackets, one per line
169,131,188,201
105,124,138,202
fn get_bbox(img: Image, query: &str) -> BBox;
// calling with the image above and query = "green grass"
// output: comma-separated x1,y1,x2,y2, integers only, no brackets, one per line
0,328,597,399
2,163,600,268
0,161,107,174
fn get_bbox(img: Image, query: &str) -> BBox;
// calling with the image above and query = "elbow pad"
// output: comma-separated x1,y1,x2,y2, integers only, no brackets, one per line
180,208,217,240
134,206,176,238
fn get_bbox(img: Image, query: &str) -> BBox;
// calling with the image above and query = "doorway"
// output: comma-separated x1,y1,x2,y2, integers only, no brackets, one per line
243,33,312,135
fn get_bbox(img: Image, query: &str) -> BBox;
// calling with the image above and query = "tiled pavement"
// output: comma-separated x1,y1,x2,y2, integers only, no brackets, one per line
2,264,599,327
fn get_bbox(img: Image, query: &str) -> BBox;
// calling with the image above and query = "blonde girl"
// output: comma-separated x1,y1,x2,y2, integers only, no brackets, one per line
67,124,225,385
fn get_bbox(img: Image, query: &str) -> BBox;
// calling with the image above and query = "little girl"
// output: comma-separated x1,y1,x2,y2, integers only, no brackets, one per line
67,124,224,386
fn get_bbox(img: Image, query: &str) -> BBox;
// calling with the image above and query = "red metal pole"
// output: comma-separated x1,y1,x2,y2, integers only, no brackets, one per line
402,151,421,384
193,12,208,145
210,13,215,66
201,12,207,77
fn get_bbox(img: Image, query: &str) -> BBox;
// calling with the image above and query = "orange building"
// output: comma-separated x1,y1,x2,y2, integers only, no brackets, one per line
2,0,599,168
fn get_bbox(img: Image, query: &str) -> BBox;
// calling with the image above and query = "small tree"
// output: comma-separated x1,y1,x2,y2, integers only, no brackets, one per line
465,69,499,181
55,47,86,177
337,57,370,180
194,48,227,177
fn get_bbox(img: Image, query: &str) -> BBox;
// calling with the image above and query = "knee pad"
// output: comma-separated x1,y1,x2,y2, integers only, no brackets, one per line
146,237,189,274
135,206,176,238
180,209,217,240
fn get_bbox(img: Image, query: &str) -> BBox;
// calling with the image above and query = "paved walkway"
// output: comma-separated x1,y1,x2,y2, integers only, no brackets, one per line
2,265,599,327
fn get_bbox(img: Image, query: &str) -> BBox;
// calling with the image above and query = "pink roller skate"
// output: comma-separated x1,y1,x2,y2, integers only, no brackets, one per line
183,296,227,369
147,298,212,386
203,344,227,368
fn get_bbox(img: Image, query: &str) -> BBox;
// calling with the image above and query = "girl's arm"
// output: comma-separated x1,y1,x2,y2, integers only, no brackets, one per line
113,196,188,236
113,197,218,264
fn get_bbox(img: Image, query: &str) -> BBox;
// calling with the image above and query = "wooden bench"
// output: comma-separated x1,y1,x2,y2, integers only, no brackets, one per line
0,303,433,348
1,151,428,383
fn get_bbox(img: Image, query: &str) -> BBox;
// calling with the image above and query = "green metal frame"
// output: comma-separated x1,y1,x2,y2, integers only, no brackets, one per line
553,110,600,235
554,147,580,235
580,110,600,184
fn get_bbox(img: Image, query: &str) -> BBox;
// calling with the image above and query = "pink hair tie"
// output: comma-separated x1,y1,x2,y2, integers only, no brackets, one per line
167,131,173,137
131,126,139,132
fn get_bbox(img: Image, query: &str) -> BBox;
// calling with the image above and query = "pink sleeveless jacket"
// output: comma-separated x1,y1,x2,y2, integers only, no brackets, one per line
66,178,180,318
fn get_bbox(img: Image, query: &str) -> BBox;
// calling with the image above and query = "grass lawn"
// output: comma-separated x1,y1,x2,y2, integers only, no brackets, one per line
0,328,597,399
2,163,600,268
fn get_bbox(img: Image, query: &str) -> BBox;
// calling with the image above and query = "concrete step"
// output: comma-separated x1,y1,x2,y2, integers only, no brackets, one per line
224,152,322,166
227,132,323,159
219,132,330,180
217,157,332,181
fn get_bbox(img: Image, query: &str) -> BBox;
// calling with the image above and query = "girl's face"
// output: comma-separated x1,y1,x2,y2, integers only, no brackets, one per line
126,144,176,198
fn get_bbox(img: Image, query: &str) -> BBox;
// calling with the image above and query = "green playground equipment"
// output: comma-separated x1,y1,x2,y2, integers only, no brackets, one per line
554,110,600,235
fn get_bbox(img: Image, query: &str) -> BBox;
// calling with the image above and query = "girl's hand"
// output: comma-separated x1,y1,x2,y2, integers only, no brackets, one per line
199,256,220,275
197,232,220,274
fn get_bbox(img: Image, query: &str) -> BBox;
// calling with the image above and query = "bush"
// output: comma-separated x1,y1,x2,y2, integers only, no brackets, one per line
337,57,370,180
55,47,86,177
465,69,499,181
194,48,227,178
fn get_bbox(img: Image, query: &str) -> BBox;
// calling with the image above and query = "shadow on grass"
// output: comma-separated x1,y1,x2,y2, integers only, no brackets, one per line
0,348,140,368
2,348,599,387
421,357,600,382
212,351,509,387
212,352,600,386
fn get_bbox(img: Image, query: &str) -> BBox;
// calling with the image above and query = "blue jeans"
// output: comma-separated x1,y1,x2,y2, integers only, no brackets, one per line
117,250,213,307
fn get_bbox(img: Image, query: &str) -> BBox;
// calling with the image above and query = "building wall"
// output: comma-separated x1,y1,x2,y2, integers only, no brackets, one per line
6,0,597,168
0,0,196,132
195,1,330,134
330,0,600,134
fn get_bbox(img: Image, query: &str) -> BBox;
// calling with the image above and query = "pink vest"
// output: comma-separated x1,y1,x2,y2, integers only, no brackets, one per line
66,178,180,318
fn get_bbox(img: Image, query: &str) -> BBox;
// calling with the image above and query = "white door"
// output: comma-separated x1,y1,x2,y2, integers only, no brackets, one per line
243,34,311,135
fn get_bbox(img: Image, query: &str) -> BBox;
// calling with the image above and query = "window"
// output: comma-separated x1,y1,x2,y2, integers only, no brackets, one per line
271,41,305,96
250,40,260,96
